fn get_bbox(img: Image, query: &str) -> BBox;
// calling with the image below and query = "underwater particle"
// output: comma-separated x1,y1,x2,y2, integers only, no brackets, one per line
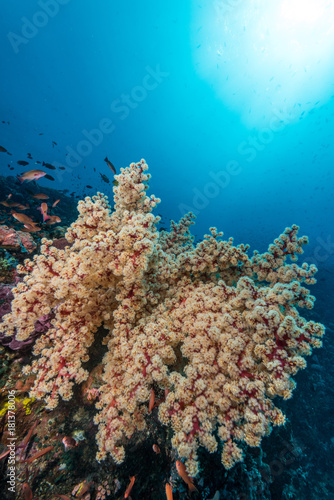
104,156,116,174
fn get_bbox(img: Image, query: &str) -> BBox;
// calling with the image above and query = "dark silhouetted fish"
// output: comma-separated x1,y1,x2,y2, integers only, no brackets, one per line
59,166,65,170
52,141,57,147
44,174,55,181
0,145,8,153
86,185,93,189
100,173,110,183
104,156,116,174
17,160,29,166
42,161,56,170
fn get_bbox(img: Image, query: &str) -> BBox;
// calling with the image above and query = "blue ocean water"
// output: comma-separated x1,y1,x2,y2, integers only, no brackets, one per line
0,1,333,499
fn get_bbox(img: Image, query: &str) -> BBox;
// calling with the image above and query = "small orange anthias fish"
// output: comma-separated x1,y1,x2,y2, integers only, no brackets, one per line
45,215,61,225
124,476,135,498
32,193,49,200
22,224,41,233
148,388,155,413
165,482,173,500
52,198,60,207
62,436,77,451
37,202,50,222
12,212,36,226
176,461,198,493
152,444,160,454
17,169,46,183
22,482,33,500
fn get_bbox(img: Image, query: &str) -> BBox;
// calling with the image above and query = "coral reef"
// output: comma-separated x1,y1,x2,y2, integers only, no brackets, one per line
0,225,36,254
0,160,325,476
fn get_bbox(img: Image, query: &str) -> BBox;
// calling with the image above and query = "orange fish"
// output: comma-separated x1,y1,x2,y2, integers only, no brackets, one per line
165,483,173,500
148,388,155,413
32,193,49,200
45,215,61,225
17,170,46,183
37,202,50,222
12,212,35,225
15,204,29,210
124,476,135,498
22,224,41,232
176,461,197,493
62,436,77,451
22,483,33,500
23,445,53,464
52,198,60,207
152,444,160,454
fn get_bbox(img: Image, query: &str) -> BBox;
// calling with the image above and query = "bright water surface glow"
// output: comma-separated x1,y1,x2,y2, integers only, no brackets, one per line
192,0,334,128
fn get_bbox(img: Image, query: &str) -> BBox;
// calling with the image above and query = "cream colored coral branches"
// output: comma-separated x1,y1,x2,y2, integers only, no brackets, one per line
0,159,325,475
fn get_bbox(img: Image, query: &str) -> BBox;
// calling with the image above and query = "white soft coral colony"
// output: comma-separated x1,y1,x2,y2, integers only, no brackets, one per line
1,159,325,476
